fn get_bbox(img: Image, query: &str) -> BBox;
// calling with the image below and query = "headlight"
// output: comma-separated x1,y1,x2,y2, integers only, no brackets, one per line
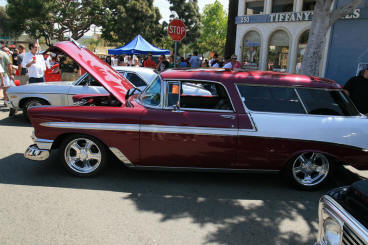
322,217,342,245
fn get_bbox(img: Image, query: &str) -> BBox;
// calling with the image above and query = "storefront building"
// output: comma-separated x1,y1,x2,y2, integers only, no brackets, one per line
235,0,368,85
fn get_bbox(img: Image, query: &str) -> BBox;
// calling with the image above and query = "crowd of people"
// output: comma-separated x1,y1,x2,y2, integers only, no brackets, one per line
104,51,243,72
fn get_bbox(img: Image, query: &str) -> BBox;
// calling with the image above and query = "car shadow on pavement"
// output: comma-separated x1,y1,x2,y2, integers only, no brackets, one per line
0,152,365,245
0,112,31,127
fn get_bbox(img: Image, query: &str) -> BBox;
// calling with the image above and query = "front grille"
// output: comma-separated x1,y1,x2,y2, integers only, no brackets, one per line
342,225,366,245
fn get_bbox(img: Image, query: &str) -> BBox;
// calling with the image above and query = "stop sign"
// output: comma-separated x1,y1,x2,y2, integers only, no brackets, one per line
168,19,186,41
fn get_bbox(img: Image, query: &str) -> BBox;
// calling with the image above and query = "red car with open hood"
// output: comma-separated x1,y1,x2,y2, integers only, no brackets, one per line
25,41,368,190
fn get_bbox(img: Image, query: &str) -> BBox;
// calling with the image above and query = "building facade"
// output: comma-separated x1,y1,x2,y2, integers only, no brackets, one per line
235,0,368,85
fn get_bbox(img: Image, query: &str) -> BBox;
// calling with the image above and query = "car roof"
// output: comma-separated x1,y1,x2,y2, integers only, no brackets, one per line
114,66,158,84
161,69,342,89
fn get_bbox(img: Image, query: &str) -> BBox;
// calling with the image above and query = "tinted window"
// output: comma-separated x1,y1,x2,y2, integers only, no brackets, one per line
272,0,293,13
76,74,101,86
237,85,305,114
297,88,360,116
125,72,147,87
140,76,161,106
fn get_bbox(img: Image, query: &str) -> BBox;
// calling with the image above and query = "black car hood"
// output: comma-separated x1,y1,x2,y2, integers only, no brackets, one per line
330,179,368,227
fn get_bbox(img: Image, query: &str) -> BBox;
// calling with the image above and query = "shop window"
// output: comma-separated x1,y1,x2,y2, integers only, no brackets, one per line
237,85,306,114
303,0,316,11
245,0,264,15
267,30,289,72
272,0,294,13
295,30,309,74
242,31,261,70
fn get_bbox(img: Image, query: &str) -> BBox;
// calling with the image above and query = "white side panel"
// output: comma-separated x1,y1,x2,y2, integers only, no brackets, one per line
240,112,368,149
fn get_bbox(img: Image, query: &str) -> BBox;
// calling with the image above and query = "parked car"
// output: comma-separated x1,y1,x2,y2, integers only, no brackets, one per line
7,66,156,118
24,41,368,190
315,179,368,245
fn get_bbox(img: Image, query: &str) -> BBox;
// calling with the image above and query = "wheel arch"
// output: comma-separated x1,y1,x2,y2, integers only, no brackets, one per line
19,96,51,109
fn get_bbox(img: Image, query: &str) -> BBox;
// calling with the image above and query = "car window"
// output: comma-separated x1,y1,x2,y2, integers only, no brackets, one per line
167,81,233,111
125,72,147,87
237,85,306,114
296,88,360,116
139,76,161,107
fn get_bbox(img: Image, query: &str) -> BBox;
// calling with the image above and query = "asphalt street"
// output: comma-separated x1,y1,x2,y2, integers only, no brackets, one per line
0,103,367,245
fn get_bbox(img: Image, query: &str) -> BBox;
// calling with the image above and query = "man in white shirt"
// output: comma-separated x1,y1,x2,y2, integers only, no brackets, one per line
21,41,46,83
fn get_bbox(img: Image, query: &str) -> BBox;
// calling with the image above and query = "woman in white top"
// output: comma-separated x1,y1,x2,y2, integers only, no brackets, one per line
0,63,7,102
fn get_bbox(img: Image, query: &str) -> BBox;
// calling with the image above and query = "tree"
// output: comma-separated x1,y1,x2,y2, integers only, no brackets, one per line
301,0,364,76
99,0,165,46
6,0,103,46
224,0,238,57
198,1,227,56
168,0,201,50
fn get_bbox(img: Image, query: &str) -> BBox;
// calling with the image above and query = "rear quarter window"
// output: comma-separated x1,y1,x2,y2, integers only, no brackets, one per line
236,85,306,114
296,88,360,116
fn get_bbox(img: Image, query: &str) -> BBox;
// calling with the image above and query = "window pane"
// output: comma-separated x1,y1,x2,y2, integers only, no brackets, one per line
245,0,264,15
167,82,180,107
140,76,161,106
272,0,294,13
237,85,306,114
297,89,360,116
242,31,261,70
267,30,289,72
180,81,232,111
125,73,147,87
303,0,316,11
295,30,309,74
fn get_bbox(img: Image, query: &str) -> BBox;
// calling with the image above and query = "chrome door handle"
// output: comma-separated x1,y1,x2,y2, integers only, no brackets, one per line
220,115,236,119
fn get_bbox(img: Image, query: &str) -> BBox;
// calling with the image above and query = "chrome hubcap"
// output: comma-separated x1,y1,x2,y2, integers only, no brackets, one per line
64,138,102,174
27,101,42,110
292,152,329,186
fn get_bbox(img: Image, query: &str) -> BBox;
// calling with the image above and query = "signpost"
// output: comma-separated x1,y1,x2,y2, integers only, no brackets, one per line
168,19,186,68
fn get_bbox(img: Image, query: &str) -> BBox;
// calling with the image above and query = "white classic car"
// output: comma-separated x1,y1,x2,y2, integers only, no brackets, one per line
7,66,157,118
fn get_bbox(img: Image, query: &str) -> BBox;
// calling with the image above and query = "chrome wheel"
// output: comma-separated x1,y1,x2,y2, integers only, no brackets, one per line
292,152,330,187
64,138,102,174
26,100,43,110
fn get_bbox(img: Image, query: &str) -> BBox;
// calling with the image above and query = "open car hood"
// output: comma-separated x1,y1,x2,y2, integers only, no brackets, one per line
50,41,133,104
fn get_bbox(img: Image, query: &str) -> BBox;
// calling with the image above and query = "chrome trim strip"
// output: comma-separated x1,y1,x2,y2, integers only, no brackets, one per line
131,165,280,173
41,122,140,132
40,122,239,136
140,125,238,136
319,195,368,244
294,88,309,114
109,147,134,167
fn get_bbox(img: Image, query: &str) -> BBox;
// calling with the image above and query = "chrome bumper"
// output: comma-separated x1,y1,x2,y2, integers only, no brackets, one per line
24,144,50,161
24,135,54,161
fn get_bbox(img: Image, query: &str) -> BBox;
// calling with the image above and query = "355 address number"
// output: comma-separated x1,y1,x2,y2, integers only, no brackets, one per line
241,16,250,23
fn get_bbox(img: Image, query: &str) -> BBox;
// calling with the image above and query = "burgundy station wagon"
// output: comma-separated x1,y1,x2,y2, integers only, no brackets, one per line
25,41,368,190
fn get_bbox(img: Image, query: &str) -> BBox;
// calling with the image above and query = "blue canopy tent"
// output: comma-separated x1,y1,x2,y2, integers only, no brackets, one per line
108,35,170,55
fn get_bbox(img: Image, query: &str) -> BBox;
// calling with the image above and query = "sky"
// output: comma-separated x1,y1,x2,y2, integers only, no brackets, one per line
153,0,229,23
0,0,229,36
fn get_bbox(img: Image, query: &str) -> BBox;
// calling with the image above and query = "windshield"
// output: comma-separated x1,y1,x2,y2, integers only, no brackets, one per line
139,76,162,107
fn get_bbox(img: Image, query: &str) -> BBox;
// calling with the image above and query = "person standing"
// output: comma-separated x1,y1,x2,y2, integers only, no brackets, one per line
143,53,156,69
0,48,13,104
209,53,219,67
344,67,368,114
21,41,46,83
16,44,28,85
231,54,242,69
189,51,201,68
223,56,232,69
156,55,169,72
